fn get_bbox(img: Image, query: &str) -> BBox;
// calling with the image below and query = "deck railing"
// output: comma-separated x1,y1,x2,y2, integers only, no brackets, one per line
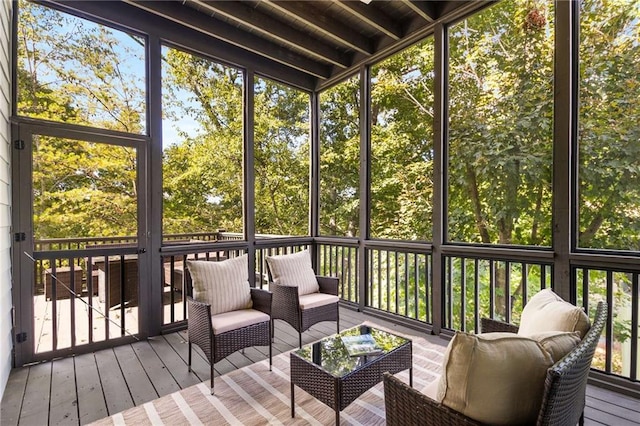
317,241,359,304
573,259,640,381
28,234,640,385
366,246,432,324
443,255,553,333
29,246,140,361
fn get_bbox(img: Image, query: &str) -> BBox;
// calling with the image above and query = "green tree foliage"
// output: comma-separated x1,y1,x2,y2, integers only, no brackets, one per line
319,77,360,237
370,39,435,241
448,0,554,246
161,48,244,234
18,1,144,240
578,0,640,250
254,78,310,236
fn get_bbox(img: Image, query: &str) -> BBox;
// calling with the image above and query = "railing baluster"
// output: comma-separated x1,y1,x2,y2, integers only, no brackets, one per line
51,264,58,351
413,253,419,320
170,256,175,324
404,252,409,317
521,262,527,309
87,255,94,344
446,256,452,328
606,270,614,373
489,259,495,319
631,272,638,381
474,258,479,333
70,260,76,348
460,257,466,331
425,254,431,323
505,261,511,324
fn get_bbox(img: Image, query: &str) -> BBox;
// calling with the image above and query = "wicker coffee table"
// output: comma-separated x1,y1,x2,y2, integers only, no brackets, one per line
290,325,412,424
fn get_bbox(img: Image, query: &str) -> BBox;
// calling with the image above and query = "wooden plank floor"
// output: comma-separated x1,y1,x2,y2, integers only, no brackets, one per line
2,306,639,425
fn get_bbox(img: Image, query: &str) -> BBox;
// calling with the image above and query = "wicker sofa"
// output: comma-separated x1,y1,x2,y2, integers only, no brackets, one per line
384,301,607,426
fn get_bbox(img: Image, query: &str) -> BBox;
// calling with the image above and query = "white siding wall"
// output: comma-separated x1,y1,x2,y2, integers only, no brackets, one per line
0,0,12,401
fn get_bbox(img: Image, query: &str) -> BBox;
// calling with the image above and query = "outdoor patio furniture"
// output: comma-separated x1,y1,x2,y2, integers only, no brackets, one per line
186,255,273,394
384,301,607,426
43,266,84,300
266,250,339,348
93,256,138,309
291,325,412,425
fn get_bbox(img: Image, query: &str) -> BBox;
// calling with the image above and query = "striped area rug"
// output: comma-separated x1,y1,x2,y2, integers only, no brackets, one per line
91,327,446,425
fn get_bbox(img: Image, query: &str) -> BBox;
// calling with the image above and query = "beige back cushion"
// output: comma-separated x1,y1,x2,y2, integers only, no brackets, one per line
437,332,553,425
518,289,590,337
187,255,252,315
266,250,319,296
527,331,581,362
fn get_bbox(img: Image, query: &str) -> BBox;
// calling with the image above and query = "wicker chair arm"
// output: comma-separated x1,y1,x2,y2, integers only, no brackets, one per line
272,283,300,305
186,296,213,361
187,296,212,324
480,318,519,333
316,275,339,296
383,373,480,426
250,288,272,315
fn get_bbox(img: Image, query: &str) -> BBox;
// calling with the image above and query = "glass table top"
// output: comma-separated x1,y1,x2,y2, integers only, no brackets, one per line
293,325,411,378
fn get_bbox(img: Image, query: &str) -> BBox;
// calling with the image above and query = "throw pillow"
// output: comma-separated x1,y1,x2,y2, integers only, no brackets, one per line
527,331,581,363
266,249,319,295
518,289,590,337
437,332,553,425
187,254,252,315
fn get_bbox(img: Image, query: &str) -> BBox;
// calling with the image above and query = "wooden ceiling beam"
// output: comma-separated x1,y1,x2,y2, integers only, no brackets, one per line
265,0,374,55
124,0,332,79
401,0,437,22
332,0,403,40
193,0,351,69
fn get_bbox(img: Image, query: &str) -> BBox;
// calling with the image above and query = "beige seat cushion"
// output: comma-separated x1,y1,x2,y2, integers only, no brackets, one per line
421,376,440,400
518,289,590,337
211,309,270,335
437,332,553,425
298,292,339,310
528,331,581,362
266,250,319,296
187,255,252,315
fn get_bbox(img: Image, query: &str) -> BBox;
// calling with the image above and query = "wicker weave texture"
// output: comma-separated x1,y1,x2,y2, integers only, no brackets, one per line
271,274,339,345
480,317,519,334
291,354,337,409
384,303,608,426
384,373,480,426
187,288,273,365
291,339,412,413
536,301,607,426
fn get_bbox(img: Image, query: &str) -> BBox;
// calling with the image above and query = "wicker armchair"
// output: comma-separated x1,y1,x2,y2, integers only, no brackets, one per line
187,288,272,394
270,273,340,348
384,301,607,426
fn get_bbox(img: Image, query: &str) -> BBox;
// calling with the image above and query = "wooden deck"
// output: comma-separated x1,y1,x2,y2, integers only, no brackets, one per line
2,306,639,425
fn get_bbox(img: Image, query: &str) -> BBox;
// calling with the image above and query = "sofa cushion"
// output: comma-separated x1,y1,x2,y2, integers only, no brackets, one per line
187,255,252,315
266,250,319,295
437,332,553,425
211,309,270,335
298,292,339,310
518,289,590,337
421,376,441,401
528,331,581,363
